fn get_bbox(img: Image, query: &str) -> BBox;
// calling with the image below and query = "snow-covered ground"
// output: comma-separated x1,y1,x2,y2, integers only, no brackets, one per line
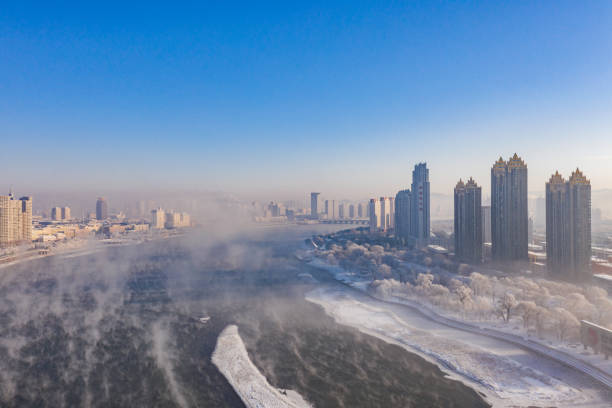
309,257,612,383
212,325,312,408
306,285,610,407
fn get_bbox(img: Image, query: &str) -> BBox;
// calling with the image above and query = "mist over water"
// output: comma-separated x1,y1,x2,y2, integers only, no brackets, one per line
0,225,489,407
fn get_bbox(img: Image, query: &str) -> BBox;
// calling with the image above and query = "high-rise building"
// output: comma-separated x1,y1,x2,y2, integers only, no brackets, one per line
51,207,62,221
388,197,395,229
324,200,329,218
165,211,182,228
491,154,528,262
267,202,281,217
310,192,320,219
546,169,591,280
338,203,345,219
96,197,108,220
62,207,71,220
481,205,491,243
380,197,393,231
21,196,32,243
411,163,430,244
348,204,355,219
0,192,32,247
357,203,363,218
151,208,166,229
395,189,411,243
454,178,482,263
369,199,380,232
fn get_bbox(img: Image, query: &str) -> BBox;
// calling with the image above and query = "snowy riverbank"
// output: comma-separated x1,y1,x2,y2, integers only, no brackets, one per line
306,285,610,407
306,258,612,406
212,325,312,408
309,257,612,384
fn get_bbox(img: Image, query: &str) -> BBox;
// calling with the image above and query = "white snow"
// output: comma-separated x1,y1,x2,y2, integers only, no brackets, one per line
309,257,612,385
306,285,610,407
212,325,312,408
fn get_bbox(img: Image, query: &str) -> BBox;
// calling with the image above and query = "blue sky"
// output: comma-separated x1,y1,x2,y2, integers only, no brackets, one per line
1,1,611,198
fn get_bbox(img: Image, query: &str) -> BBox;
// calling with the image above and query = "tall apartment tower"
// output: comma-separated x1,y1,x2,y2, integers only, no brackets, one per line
357,203,363,218
546,169,591,280
96,197,108,220
62,207,71,220
324,200,329,218
151,208,166,229
310,192,320,219
348,204,355,218
491,154,528,262
51,207,62,221
369,199,380,232
338,203,345,219
454,178,482,263
21,196,32,242
395,189,412,243
410,163,430,244
0,192,32,247
379,197,393,231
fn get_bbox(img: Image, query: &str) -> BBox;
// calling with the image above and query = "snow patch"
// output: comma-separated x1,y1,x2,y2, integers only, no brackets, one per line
212,325,312,408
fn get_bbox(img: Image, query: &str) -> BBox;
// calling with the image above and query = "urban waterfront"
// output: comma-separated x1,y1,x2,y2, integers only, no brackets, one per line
0,226,490,407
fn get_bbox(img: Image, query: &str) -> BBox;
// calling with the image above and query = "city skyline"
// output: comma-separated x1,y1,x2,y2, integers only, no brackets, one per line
1,2,611,196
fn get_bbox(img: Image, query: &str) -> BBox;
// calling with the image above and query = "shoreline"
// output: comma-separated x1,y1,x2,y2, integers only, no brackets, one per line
307,257,612,391
304,257,612,406
304,287,501,407
0,233,182,272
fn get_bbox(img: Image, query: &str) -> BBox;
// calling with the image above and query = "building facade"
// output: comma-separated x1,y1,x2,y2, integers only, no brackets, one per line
395,189,411,243
96,197,108,220
151,208,166,229
51,207,62,221
310,192,320,219
411,163,430,245
546,169,591,280
0,192,32,247
369,199,380,232
491,154,528,262
454,178,482,263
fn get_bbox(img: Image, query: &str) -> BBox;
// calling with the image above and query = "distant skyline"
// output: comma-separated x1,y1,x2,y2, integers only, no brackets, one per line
1,2,611,197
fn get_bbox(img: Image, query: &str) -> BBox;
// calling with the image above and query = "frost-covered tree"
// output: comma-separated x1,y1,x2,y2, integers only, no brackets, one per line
551,307,580,341
454,285,473,310
376,264,392,279
416,273,434,290
516,300,538,329
497,293,517,322
469,272,492,298
563,293,597,322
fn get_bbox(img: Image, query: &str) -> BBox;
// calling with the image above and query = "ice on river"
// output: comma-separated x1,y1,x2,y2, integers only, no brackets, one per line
212,325,312,408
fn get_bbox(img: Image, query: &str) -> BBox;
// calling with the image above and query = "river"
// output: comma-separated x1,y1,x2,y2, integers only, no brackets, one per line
0,225,490,407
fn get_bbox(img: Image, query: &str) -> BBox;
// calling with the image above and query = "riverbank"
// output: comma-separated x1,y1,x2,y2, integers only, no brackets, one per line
305,258,612,406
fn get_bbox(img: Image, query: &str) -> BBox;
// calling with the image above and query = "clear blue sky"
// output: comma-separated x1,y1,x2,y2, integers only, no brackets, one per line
1,1,611,198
